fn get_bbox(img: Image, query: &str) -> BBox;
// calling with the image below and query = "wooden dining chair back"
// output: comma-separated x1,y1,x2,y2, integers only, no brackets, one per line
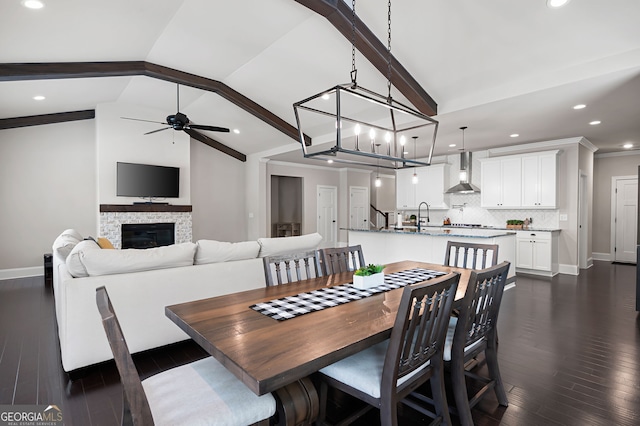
445,261,511,426
318,273,460,426
262,249,322,286
444,241,499,269
96,286,275,426
320,245,366,275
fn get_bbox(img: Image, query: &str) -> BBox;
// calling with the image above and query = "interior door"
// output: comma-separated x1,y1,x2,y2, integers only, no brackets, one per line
317,185,338,248
614,177,638,263
349,186,369,230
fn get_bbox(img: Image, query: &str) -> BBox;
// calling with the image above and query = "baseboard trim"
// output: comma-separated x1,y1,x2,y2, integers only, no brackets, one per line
0,266,43,280
558,264,579,276
592,252,611,262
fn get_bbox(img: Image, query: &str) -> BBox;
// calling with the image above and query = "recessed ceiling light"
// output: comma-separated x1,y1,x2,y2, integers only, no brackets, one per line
33,95,45,101
321,94,330,100
510,134,519,138
573,104,586,110
589,120,601,125
547,0,570,8
22,0,44,9
233,129,240,134
327,159,334,164
623,143,633,149
449,144,456,148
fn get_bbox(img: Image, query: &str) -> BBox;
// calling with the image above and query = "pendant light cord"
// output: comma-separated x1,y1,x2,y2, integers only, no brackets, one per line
387,0,392,101
350,0,357,87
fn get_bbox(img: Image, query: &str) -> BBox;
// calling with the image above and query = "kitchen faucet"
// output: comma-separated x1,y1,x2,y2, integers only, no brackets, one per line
417,202,430,232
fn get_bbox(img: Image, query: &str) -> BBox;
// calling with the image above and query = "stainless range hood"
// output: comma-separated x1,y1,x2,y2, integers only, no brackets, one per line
446,151,480,194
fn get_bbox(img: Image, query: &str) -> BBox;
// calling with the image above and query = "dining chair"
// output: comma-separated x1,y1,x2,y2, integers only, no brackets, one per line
262,249,323,286
317,272,461,426
319,245,366,275
444,241,498,269
95,286,276,426
443,261,510,426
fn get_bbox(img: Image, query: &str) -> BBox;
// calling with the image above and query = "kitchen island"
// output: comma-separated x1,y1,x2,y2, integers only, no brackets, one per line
348,227,516,281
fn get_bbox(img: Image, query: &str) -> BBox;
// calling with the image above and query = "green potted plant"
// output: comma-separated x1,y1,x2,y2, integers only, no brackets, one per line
353,264,386,289
506,219,525,229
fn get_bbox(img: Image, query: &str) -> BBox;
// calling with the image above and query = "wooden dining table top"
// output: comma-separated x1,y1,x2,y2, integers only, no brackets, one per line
165,260,472,396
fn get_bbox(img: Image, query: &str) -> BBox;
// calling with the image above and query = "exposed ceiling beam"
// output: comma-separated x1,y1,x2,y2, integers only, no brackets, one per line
0,110,95,130
0,61,312,145
293,0,437,116
184,128,246,162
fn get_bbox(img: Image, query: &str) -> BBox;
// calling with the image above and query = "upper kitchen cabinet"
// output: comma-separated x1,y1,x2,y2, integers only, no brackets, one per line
480,156,522,208
480,150,558,209
521,151,558,208
396,164,450,210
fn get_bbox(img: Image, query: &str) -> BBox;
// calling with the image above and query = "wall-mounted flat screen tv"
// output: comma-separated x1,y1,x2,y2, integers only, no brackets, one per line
116,162,180,199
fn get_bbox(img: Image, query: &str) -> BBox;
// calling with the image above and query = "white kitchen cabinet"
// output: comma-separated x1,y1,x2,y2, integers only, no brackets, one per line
480,150,558,209
396,164,449,210
515,230,558,276
521,151,557,208
480,157,522,208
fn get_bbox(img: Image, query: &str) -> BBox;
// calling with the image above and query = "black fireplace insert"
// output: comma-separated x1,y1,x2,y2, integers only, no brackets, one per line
121,223,175,249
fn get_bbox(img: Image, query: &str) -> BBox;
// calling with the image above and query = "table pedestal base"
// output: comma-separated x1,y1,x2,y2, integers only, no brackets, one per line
272,377,319,426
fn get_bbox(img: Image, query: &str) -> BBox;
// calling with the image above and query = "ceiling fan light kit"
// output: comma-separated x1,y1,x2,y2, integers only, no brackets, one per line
292,0,438,170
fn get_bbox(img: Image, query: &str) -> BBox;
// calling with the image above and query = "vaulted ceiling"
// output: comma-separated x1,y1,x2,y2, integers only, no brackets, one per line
1,0,639,163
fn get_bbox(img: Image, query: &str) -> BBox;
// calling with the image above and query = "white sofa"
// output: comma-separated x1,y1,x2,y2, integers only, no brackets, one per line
51,230,322,374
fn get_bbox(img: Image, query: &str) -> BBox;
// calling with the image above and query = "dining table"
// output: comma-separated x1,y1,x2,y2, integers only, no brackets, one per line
165,260,472,425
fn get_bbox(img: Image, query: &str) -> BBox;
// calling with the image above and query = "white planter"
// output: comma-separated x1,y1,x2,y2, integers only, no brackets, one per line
353,272,384,289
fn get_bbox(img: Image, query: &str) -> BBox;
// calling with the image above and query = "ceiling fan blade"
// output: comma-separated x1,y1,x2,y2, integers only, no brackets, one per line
144,127,171,135
121,117,167,125
188,124,230,132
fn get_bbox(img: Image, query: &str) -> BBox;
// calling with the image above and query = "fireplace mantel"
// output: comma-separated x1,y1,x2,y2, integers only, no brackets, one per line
100,204,192,213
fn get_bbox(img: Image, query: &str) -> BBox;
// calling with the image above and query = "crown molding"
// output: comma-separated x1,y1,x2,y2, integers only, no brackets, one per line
487,136,597,155
595,149,640,158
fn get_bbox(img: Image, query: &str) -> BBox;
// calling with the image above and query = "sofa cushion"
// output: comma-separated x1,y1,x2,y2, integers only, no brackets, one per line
80,242,197,276
195,240,260,265
52,229,84,260
66,239,101,277
257,233,323,257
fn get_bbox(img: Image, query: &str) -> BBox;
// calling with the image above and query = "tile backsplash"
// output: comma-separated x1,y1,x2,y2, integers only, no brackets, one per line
399,193,560,229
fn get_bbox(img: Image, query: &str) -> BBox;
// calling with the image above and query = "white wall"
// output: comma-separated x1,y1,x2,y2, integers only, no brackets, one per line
0,120,97,271
190,139,247,242
96,102,191,205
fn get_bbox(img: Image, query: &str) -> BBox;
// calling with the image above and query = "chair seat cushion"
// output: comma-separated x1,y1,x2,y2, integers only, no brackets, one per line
443,317,484,361
142,357,276,426
319,341,431,399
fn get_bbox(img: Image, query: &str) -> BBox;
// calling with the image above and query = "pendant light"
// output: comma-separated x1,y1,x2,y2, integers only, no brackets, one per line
445,126,480,194
292,0,439,170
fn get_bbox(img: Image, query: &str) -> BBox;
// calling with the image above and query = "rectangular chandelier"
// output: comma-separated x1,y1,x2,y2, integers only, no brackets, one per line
293,83,439,170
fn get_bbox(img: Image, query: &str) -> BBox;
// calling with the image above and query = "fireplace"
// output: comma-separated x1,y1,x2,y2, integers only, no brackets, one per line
121,223,175,249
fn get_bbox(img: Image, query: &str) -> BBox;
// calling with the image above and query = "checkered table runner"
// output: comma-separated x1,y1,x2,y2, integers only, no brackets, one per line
250,268,447,321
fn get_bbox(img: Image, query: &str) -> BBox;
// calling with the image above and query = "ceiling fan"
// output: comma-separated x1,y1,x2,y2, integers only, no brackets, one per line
121,84,230,135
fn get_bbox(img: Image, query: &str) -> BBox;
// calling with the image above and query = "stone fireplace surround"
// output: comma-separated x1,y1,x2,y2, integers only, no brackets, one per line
99,204,192,249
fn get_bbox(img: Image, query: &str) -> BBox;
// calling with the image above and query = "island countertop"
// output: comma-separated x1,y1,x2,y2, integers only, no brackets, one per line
344,227,515,239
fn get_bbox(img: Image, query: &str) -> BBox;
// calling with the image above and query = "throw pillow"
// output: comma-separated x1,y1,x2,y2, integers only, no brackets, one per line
194,240,260,264
52,229,83,260
97,237,115,249
257,233,323,257
65,239,101,277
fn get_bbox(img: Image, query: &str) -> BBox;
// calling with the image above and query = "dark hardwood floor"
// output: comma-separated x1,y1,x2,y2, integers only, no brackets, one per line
1,261,638,425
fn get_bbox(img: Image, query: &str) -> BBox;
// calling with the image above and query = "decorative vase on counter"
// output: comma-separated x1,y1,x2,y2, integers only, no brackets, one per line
353,272,384,289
